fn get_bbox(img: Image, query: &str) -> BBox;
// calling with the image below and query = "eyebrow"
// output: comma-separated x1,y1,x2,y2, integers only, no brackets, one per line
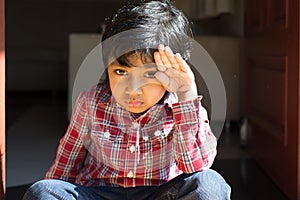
112,59,157,69
142,63,158,69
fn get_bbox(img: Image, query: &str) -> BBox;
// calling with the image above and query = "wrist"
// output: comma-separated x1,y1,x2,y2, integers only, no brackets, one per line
176,83,198,101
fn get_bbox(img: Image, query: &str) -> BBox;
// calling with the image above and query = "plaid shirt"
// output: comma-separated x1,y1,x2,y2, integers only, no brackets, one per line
45,83,217,187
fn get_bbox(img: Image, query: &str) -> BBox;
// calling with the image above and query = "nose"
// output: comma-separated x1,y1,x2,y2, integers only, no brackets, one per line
125,76,143,95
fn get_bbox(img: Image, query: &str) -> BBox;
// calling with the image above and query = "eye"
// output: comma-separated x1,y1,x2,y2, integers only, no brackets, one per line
144,71,157,78
114,69,128,76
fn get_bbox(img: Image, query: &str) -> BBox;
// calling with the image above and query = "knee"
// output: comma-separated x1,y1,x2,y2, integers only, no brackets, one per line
195,169,229,185
23,179,77,200
23,180,50,200
192,169,231,199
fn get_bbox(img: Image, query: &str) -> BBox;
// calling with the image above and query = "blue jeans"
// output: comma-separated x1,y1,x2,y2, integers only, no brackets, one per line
23,169,231,200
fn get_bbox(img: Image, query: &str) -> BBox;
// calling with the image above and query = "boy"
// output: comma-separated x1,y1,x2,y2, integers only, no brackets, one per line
23,0,231,199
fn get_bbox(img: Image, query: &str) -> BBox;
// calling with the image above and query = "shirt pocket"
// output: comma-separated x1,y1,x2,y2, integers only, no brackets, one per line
140,123,174,152
140,123,174,169
89,122,126,169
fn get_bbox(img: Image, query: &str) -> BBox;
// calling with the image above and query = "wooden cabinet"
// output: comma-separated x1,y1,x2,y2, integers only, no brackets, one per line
245,0,300,199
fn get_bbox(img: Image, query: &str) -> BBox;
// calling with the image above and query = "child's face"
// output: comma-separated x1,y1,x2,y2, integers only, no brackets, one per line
108,53,166,115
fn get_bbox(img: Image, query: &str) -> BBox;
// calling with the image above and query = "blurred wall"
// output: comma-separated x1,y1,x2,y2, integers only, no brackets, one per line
176,0,245,120
6,0,123,91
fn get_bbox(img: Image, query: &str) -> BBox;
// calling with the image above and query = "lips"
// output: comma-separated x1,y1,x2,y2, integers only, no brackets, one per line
128,100,143,108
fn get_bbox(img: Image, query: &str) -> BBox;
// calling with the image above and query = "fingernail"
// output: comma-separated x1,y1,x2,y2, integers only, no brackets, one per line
158,44,164,50
175,53,182,58
165,46,173,54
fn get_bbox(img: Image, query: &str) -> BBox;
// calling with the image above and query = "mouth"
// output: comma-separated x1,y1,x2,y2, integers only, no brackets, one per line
128,100,143,108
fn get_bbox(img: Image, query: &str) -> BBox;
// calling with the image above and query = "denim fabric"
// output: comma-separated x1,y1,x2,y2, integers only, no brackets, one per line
23,169,231,200
151,169,231,200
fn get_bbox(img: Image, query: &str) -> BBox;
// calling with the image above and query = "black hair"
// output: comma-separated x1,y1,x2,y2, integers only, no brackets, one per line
100,0,193,102
101,0,193,67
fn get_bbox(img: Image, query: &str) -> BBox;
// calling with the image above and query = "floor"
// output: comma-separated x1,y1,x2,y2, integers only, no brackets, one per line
5,92,289,200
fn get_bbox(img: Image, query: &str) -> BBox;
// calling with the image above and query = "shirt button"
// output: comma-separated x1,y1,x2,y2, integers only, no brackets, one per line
129,145,136,153
127,171,134,178
133,122,139,129
154,130,161,137
143,136,149,141
104,131,110,139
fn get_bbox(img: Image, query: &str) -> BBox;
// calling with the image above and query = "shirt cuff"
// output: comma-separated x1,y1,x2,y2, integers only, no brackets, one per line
172,96,202,124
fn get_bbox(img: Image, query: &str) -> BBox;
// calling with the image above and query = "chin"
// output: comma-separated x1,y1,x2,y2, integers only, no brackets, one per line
128,108,145,114
128,106,149,114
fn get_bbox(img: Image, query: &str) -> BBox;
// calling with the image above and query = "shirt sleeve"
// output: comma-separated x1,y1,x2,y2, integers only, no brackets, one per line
172,96,217,173
45,92,89,182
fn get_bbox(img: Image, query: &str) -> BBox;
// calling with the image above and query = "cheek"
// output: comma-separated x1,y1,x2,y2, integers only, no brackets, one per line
109,78,127,97
109,78,116,93
108,71,120,94
145,85,166,103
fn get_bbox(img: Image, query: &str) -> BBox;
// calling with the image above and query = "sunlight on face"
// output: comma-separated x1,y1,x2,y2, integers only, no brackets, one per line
108,53,166,116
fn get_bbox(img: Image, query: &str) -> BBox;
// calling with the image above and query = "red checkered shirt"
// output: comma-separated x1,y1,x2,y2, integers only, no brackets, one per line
45,83,217,187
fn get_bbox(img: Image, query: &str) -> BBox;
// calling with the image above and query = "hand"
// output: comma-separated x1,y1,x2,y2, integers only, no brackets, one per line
154,44,198,101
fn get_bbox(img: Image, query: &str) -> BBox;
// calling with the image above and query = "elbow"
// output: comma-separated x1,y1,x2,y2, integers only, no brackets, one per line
200,148,217,170
178,150,217,173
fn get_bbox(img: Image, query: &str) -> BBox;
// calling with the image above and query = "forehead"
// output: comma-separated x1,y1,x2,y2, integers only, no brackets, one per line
115,50,156,68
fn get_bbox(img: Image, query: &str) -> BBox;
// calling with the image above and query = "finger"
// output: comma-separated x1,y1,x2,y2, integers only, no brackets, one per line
165,46,180,69
175,53,188,72
158,45,172,69
154,71,173,92
154,52,166,71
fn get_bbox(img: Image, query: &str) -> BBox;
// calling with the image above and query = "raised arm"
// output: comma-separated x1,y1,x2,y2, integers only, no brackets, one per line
154,44,217,172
